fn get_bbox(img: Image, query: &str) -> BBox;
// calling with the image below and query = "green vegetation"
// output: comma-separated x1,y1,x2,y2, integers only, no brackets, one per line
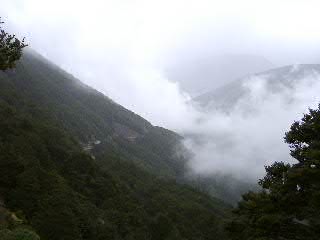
0,228,40,240
4,21,320,240
0,49,187,178
227,106,320,240
0,19,27,70
0,36,231,238
0,49,245,204
0,190,39,240
0,81,230,240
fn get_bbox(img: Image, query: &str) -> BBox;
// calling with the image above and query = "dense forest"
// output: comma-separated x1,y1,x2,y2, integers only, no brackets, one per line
0,98,230,239
1,19,320,240
0,22,230,240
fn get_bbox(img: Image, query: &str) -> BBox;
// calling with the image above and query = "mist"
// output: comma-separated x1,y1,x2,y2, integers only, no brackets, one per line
2,0,320,181
183,67,320,180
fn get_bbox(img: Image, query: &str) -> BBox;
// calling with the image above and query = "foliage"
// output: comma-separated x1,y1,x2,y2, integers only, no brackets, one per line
0,47,244,203
0,18,27,70
0,49,187,178
227,105,320,240
0,98,230,240
0,228,40,240
0,48,231,239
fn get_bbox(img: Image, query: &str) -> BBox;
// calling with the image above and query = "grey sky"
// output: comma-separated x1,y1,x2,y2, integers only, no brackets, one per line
2,1,320,116
2,0,320,179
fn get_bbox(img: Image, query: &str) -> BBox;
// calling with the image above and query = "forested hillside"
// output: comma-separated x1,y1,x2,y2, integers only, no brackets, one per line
0,49,189,178
1,3,320,239
0,49,231,240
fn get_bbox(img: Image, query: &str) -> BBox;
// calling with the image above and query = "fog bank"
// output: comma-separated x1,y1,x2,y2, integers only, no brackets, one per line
2,0,320,181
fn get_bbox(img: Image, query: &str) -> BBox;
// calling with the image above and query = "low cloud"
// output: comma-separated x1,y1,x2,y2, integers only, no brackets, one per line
181,67,320,181
2,1,320,183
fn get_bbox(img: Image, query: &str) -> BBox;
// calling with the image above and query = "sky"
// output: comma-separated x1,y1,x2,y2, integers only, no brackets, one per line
1,0,320,180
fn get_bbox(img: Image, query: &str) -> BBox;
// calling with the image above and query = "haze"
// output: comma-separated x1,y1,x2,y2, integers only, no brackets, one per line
2,0,320,180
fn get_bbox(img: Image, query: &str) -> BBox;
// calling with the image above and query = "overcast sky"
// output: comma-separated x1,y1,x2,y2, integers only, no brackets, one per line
2,0,320,180
2,1,320,97
2,1,320,113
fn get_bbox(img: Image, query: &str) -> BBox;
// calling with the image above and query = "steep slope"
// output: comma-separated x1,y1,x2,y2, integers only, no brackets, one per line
0,49,186,177
0,197,40,240
0,49,231,239
0,101,230,240
194,64,320,111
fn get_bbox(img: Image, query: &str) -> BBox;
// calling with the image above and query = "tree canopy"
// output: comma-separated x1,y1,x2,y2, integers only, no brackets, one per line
227,105,320,240
0,33,231,239
0,18,27,70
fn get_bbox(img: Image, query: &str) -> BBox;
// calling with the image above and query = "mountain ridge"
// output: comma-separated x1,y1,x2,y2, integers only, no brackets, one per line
194,64,320,111
0,48,189,178
0,48,231,239
166,54,274,96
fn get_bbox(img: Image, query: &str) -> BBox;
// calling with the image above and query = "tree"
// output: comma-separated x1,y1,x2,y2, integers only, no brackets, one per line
0,228,40,240
227,105,320,240
0,18,27,70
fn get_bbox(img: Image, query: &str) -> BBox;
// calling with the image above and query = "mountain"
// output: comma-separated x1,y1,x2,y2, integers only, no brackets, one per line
194,64,320,111
0,49,231,240
184,64,320,204
1,49,188,178
165,54,274,96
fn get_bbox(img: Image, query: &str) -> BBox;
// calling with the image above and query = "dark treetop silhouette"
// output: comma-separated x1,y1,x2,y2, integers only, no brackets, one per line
0,18,27,71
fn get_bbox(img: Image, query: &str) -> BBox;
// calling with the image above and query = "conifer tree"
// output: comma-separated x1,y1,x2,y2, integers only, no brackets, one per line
227,105,320,240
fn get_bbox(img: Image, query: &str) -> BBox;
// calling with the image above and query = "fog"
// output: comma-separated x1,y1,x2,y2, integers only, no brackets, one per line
2,0,320,180
184,68,320,180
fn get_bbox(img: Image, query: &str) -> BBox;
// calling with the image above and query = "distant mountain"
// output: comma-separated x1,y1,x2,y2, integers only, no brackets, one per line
165,54,274,96
0,49,231,240
194,64,320,111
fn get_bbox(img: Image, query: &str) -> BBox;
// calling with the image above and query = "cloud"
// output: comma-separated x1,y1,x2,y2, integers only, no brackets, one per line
183,68,320,180
2,0,320,182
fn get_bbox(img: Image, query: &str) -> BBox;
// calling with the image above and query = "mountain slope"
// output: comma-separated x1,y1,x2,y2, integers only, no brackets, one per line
194,64,320,111
0,49,231,239
0,49,187,178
